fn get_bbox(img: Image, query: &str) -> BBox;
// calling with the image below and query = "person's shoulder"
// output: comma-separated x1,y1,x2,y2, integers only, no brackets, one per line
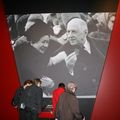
26,85,38,93
53,88,62,95
30,84,36,89
53,88,58,93
36,87,43,94
57,87,65,93
59,91,66,98
34,85,43,91
59,87,65,90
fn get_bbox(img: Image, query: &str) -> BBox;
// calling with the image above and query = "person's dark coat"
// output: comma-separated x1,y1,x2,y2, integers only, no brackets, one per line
12,87,24,107
47,38,104,95
55,91,83,120
21,84,43,113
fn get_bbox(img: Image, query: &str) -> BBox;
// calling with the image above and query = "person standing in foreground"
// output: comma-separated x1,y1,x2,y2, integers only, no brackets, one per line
12,80,33,120
21,78,43,120
52,83,65,114
55,81,85,120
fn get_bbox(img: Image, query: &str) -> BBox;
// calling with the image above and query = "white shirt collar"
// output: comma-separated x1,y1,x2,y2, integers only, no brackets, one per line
83,40,91,54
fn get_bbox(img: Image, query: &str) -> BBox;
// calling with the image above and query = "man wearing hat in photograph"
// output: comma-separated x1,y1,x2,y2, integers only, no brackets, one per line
14,14,55,92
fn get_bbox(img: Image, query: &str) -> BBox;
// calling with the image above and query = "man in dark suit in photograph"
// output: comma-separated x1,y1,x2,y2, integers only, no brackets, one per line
48,14,105,96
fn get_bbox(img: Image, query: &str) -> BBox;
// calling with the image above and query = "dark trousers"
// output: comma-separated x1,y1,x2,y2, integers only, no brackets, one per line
19,109,27,120
19,107,38,120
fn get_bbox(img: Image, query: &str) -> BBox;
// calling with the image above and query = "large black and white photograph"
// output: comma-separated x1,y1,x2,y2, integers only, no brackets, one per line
7,12,116,97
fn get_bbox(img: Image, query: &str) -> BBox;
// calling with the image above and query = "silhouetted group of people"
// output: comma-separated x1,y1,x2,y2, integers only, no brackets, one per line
12,78,44,120
12,80,85,120
52,82,85,120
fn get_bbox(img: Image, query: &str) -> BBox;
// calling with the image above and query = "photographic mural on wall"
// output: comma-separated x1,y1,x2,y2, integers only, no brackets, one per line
7,12,116,97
